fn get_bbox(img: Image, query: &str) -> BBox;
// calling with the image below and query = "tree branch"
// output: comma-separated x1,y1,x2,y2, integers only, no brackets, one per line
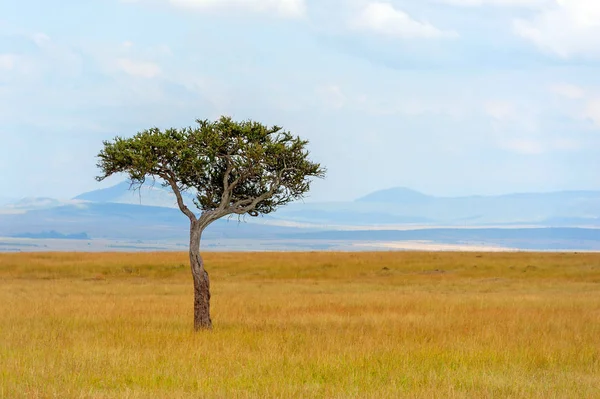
218,155,235,210
161,172,197,222
197,209,227,230
217,156,257,212
197,171,284,229
230,170,286,215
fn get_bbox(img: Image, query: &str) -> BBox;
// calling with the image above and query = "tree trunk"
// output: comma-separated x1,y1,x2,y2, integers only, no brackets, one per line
189,221,212,330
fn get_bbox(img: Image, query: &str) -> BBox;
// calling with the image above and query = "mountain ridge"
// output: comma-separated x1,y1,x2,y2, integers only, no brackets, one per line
74,181,196,209
76,181,600,207
356,187,600,203
1,182,599,243
1,182,600,252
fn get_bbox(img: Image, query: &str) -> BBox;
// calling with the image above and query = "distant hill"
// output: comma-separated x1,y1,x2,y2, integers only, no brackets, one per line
67,182,600,227
1,182,600,252
2,197,71,211
3,182,600,228
336,187,600,227
0,201,309,241
12,231,90,240
74,181,133,202
1,199,598,251
74,181,195,208
356,187,600,205
356,187,432,204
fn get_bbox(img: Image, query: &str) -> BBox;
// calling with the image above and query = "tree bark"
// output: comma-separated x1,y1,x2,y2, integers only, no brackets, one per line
189,221,212,330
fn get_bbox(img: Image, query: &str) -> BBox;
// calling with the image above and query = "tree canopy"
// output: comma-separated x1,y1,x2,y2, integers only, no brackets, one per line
97,116,325,226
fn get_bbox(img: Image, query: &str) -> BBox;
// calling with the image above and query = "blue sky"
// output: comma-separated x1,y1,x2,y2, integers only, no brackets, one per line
1,0,599,202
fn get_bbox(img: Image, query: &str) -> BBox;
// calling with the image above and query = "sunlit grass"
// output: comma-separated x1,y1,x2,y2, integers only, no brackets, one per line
1,252,599,398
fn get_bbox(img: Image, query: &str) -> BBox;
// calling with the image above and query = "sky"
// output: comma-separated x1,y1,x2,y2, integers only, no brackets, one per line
1,0,599,202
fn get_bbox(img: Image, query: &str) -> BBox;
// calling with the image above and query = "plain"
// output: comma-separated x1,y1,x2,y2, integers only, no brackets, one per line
1,251,599,398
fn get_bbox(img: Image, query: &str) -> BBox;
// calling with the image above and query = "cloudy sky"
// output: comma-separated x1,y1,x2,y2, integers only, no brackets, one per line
1,0,599,202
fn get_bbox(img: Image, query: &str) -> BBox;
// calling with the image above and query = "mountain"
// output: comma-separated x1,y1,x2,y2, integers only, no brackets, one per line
267,197,600,228
332,188,600,227
2,182,600,252
5,183,600,228
7,197,66,209
356,187,432,204
0,197,80,213
12,231,90,240
74,181,195,208
65,183,600,227
1,200,598,251
74,181,133,202
0,201,310,241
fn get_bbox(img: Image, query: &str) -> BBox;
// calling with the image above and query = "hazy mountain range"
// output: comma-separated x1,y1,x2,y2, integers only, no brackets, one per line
1,182,599,252
69,182,600,228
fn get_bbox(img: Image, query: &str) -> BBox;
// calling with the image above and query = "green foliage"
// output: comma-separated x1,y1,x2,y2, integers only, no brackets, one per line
96,116,325,222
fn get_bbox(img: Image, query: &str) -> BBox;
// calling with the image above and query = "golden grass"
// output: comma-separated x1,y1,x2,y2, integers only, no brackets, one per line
1,251,599,398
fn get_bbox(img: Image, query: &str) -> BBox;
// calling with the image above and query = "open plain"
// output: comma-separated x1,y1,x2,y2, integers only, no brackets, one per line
1,251,599,398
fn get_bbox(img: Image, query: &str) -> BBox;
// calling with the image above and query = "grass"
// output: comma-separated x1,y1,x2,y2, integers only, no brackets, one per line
1,251,599,398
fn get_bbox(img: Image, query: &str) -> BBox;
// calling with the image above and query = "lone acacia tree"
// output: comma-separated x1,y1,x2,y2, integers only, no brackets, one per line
96,116,325,330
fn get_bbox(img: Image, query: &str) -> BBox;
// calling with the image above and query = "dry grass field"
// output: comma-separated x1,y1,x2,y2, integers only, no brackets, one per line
1,251,599,398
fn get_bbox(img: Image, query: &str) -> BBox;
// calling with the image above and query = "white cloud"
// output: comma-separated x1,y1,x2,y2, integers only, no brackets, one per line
551,83,585,100
316,84,347,110
484,101,516,120
31,33,51,48
0,33,82,80
116,58,162,78
0,54,17,70
550,137,582,151
585,99,600,128
514,1,600,58
482,99,584,154
500,138,545,154
352,2,458,39
498,136,582,154
547,83,600,129
439,0,549,7
167,0,306,18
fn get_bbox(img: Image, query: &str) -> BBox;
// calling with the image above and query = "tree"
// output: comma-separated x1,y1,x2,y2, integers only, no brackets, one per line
96,116,325,330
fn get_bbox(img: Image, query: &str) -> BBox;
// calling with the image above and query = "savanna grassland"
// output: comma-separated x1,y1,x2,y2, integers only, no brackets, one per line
1,251,599,398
